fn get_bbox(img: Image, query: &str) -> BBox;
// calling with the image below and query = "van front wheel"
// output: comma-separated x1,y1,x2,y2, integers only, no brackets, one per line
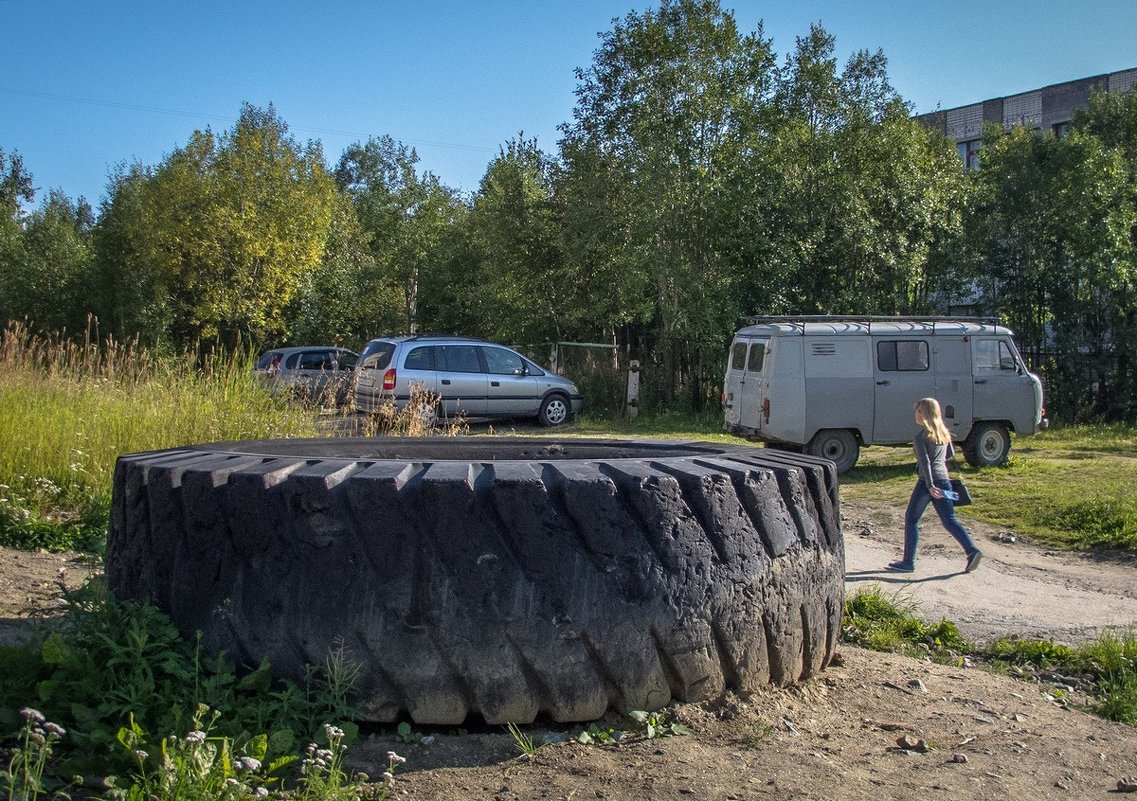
807,429,860,473
964,422,1010,467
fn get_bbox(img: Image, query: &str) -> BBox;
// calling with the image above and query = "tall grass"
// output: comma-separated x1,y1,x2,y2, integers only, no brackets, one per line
0,322,319,550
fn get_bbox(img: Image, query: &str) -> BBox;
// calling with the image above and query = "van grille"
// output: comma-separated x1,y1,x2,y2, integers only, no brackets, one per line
811,342,837,356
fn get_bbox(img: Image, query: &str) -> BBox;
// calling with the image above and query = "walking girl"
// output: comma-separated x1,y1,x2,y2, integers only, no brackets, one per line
888,397,983,574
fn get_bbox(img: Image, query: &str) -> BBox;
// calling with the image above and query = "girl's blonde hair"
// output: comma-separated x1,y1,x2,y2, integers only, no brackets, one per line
914,397,951,445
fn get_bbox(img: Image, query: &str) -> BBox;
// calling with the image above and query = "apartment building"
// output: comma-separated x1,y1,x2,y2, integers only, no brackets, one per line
917,67,1137,169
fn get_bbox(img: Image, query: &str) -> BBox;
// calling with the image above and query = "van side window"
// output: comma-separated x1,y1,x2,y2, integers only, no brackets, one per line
440,345,483,373
730,343,748,370
746,343,765,372
403,346,436,370
975,339,1018,371
877,340,929,372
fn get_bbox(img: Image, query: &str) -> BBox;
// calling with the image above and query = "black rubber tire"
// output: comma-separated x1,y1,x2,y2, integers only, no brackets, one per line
537,393,571,427
108,438,844,725
806,429,860,474
963,421,1011,467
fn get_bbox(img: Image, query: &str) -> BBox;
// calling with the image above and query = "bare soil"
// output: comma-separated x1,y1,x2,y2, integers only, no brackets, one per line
2,496,1136,800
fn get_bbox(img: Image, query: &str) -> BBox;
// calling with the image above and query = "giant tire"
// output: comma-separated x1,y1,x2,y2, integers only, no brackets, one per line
108,438,844,725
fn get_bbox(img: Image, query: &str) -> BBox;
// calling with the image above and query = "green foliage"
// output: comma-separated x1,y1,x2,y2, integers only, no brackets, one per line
392,722,421,746
109,705,294,801
842,587,968,660
575,722,620,746
0,580,361,780
986,636,1074,669
627,709,691,739
505,722,547,757
0,321,317,551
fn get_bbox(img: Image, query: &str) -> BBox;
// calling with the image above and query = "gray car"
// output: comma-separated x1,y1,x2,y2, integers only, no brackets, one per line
254,346,358,406
354,335,583,426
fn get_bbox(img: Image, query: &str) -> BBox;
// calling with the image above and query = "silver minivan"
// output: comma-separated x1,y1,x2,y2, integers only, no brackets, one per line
722,316,1047,472
354,335,584,426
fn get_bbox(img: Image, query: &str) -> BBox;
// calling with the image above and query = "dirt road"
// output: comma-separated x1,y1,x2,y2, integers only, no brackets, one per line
841,499,1137,643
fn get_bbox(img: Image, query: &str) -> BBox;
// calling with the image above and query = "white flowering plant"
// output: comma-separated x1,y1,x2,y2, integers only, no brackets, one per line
1,707,67,801
109,704,294,801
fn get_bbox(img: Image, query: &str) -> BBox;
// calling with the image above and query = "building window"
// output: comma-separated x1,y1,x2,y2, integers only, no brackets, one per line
957,139,981,170
1052,121,1072,138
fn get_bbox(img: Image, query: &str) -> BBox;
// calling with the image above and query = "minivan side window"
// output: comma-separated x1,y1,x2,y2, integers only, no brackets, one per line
877,340,929,372
730,342,748,370
284,353,301,370
975,339,1017,371
403,346,436,370
483,347,525,375
440,345,483,373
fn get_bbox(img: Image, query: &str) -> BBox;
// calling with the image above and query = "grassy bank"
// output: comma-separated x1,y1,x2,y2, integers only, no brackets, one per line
0,323,319,551
842,425,1137,551
843,586,1137,726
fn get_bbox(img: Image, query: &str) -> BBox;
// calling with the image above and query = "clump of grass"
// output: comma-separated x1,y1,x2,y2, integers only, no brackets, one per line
841,586,969,661
843,587,1137,727
0,321,318,551
359,384,468,438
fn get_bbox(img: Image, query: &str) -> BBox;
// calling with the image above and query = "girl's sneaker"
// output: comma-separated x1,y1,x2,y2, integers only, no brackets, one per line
886,561,914,573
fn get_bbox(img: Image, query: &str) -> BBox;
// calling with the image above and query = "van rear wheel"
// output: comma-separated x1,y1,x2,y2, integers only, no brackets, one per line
964,422,1010,467
807,429,860,473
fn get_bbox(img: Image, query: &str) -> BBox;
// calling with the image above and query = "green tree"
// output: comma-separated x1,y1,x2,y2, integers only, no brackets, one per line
12,190,96,333
335,136,463,334
558,0,777,407
0,147,35,325
747,24,964,315
466,135,565,346
102,104,337,346
960,119,1134,419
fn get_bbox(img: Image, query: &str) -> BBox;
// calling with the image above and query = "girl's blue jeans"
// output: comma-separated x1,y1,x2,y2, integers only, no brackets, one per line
899,479,979,568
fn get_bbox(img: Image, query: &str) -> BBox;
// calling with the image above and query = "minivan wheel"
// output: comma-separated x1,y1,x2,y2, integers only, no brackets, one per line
964,422,1010,467
538,393,570,427
806,429,860,473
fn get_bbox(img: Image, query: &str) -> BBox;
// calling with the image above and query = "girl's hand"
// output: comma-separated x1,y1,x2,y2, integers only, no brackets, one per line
929,485,943,499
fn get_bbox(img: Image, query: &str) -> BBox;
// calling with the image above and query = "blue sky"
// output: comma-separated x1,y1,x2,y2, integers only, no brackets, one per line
3,0,1135,208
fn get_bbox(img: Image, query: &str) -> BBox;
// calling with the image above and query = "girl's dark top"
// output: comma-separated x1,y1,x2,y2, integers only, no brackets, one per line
913,428,951,489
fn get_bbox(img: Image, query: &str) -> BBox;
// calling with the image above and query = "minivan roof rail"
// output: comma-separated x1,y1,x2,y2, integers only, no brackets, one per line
739,315,1001,333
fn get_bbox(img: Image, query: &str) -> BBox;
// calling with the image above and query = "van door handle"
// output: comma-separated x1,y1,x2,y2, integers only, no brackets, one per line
974,379,987,384
441,379,451,385
491,381,500,387
876,380,890,386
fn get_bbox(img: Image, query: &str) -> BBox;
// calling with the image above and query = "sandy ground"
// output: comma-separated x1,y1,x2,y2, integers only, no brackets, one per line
2,495,1136,800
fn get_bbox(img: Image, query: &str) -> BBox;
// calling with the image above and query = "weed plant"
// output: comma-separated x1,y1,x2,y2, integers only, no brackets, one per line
841,586,969,661
0,579,360,782
844,587,1137,726
0,322,318,551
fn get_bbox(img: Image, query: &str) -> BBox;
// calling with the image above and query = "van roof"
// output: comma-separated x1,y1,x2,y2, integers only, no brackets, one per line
735,316,1014,337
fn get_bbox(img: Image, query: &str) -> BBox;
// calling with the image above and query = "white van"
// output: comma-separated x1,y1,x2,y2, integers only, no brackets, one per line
722,317,1047,472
